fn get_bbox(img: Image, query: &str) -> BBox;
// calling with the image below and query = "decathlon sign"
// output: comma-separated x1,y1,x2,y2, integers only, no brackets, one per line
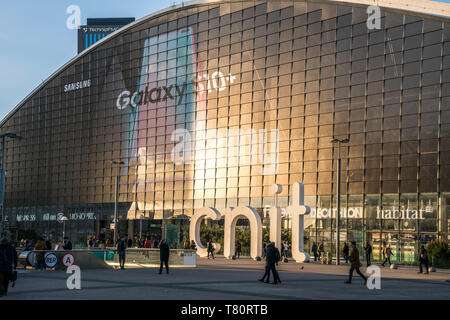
190,182,311,263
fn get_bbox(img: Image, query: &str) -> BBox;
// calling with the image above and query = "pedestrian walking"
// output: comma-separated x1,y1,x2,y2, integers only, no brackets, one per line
273,243,282,283
418,245,429,274
207,240,215,259
381,244,394,267
153,239,158,248
345,241,367,285
88,237,94,248
117,236,127,270
311,242,318,261
318,242,324,260
364,241,372,266
235,241,241,259
343,242,350,264
63,237,72,250
159,239,170,274
258,242,280,284
0,238,18,297
127,237,132,249
34,237,46,270
280,241,288,261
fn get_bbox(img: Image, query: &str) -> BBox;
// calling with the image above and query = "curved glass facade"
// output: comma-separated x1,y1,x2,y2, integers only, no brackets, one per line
1,1,449,261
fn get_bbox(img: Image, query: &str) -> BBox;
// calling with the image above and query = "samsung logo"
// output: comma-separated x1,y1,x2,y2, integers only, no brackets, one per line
64,79,91,92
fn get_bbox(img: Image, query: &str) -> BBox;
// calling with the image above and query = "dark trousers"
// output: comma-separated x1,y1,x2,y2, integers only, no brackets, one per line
272,265,281,283
419,259,429,273
208,250,214,259
313,252,318,261
366,253,371,266
261,263,280,283
118,252,126,269
382,257,391,266
344,254,349,263
160,258,169,273
0,271,12,295
236,250,240,259
348,266,367,283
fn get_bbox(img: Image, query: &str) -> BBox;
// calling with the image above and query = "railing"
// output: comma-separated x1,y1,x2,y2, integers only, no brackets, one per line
108,248,197,268
18,248,197,269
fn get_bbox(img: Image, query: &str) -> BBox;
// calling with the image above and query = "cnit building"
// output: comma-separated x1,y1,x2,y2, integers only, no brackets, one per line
1,0,449,263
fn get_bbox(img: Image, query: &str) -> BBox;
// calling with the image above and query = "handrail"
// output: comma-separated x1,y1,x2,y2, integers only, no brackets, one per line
27,248,197,253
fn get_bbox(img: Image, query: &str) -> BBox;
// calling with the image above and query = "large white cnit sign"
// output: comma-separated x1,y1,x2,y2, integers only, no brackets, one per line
190,182,311,263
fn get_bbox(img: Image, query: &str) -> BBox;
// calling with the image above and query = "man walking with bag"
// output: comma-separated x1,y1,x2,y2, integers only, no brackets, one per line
0,238,18,297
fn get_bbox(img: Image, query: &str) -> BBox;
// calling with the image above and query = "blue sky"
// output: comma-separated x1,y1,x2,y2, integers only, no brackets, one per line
0,0,170,120
0,0,449,121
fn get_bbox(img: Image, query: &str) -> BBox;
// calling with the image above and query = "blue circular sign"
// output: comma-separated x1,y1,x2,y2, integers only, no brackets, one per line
44,252,58,268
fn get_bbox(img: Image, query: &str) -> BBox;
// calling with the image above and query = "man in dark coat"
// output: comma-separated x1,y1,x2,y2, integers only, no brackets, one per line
345,241,367,285
159,239,170,274
364,241,372,266
258,242,281,284
418,245,429,274
117,236,127,270
273,243,282,283
0,238,18,297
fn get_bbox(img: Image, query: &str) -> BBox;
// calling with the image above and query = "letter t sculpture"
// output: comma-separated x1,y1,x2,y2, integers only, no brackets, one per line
286,182,311,263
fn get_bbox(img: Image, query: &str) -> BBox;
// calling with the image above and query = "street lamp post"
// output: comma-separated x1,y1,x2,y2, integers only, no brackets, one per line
112,160,125,246
331,137,349,265
0,131,22,238
61,216,69,240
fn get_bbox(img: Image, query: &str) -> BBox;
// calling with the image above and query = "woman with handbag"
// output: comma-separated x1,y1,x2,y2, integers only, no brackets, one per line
0,238,18,297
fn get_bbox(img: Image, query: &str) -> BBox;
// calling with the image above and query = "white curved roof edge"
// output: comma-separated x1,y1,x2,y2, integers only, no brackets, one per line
1,0,449,127
331,0,450,18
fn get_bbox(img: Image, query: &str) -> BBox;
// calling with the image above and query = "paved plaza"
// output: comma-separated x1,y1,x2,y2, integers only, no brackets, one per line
2,257,449,300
